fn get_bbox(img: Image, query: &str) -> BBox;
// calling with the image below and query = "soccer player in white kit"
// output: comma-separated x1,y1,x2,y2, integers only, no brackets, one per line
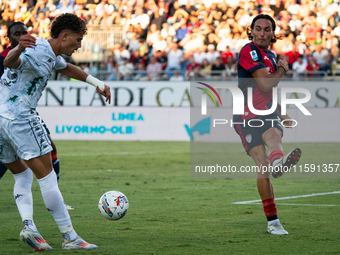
0,13,111,251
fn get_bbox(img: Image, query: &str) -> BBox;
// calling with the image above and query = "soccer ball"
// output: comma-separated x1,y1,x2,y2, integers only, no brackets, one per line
98,190,129,220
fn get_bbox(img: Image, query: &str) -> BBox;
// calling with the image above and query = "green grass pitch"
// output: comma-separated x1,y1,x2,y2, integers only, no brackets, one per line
0,141,339,254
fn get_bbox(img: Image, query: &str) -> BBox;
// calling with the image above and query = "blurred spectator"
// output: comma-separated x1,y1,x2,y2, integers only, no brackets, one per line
138,38,149,57
147,56,162,81
114,43,131,65
203,33,220,52
179,33,205,53
324,32,338,51
205,44,220,64
306,56,320,77
133,63,147,81
131,50,144,67
106,56,118,81
186,55,200,80
135,23,147,40
303,17,321,44
200,58,212,78
333,22,340,38
211,57,225,80
193,47,206,65
225,56,237,78
221,46,234,65
312,45,331,74
153,34,167,53
292,55,307,78
146,24,160,48
133,8,150,30
161,22,176,40
271,0,285,18
125,24,137,40
118,57,134,80
169,70,184,81
166,42,183,71
298,0,313,18
80,63,90,74
155,50,168,70
150,8,164,30
121,11,134,31
59,0,75,13
285,45,301,70
129,34,140,52
289,15,302,35
175,19,189,42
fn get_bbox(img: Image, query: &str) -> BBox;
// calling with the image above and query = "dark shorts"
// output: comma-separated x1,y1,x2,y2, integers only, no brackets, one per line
234,114,283,154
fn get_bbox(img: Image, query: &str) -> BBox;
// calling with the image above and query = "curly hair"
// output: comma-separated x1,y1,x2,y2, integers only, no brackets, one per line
246,14,283,43
50,13,87,38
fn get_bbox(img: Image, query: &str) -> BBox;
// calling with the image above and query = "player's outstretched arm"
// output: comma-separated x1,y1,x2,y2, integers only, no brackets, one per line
4,34,36,69
57,63,88,82
57,63,111,104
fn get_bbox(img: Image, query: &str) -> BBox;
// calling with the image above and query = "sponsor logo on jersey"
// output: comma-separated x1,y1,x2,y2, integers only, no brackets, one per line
250,50,259,61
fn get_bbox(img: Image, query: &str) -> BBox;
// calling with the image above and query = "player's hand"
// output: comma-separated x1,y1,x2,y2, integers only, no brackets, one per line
281,114,292,128
278,59,289,73
96,84,111,104
18,35,37,52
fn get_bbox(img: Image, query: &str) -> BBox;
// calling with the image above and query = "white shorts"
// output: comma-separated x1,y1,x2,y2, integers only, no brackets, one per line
0,115,52,163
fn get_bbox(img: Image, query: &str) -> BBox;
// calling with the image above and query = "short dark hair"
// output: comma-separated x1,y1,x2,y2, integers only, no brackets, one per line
246,14,282,43
7,22,26,38
50,13,87,38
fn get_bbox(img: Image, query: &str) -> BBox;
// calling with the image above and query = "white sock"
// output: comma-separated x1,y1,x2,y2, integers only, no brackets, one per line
37,171,77,240
13,168,37,231
268,219,280,227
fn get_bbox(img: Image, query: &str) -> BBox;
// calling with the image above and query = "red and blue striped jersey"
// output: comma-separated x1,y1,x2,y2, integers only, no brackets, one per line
236,42,279,120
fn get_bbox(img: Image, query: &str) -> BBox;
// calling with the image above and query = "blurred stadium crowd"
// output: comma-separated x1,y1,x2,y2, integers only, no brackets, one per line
1,0,340,80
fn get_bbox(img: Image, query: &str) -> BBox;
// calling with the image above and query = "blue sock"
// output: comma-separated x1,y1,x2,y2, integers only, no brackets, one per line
53,159,60,181
0,162,8,179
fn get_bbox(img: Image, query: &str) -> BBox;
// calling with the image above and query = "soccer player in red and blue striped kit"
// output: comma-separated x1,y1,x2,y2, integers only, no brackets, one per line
234,14,302,235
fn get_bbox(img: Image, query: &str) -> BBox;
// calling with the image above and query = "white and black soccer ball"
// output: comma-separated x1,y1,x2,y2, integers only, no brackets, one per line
98,191,129,220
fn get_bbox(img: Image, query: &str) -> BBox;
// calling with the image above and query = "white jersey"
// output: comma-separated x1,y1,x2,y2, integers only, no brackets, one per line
0,38,67,120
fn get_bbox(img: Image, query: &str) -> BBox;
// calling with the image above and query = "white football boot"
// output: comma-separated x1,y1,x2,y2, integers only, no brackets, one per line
266,220,288,235
272,148,302,178
20,226,53,251
62,235,98,250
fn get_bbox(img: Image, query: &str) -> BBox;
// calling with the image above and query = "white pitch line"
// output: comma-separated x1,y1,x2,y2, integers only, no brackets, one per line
231,191,340,204
59,151,186,157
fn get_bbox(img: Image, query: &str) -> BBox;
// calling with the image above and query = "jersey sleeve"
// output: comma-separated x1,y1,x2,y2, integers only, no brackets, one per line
239,45,266,73
53,56,67,70
17,50,32,71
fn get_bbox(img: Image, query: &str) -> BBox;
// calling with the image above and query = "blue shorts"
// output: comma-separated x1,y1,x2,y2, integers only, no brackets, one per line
234,114,283,154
